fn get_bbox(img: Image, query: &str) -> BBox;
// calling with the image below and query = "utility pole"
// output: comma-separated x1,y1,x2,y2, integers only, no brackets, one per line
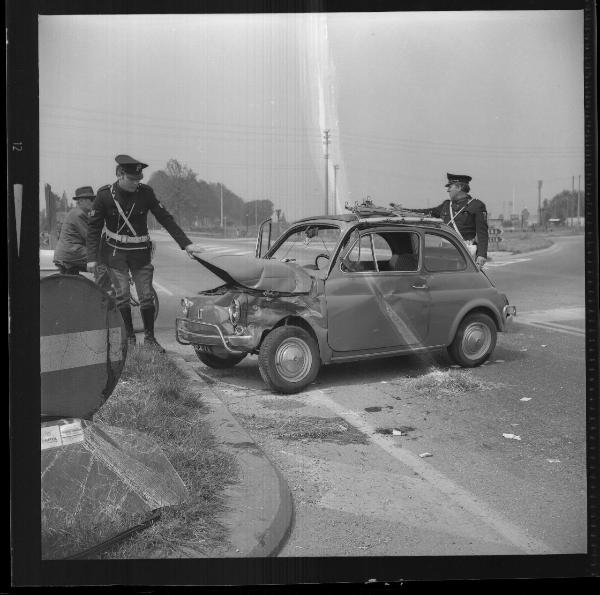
571,176,575,228
577,175,581,228
537,180,543,229
333,164,339,215
323,129,330,215
220,183,224,228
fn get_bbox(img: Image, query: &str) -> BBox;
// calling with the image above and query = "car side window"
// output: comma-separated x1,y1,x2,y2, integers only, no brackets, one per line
424,233,467,271
375,232,419,272
341,234,376,272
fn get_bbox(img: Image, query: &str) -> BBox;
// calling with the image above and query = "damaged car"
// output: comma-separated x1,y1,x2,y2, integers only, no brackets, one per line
176,202,516,394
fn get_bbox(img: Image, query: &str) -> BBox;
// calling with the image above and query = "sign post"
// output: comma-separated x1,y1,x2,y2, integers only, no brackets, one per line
488,226,503,248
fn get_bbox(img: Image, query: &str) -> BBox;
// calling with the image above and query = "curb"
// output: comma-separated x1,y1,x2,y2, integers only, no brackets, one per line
169,354,294,557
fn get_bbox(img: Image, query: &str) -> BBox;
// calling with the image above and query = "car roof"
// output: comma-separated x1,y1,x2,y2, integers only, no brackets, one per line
293,213,445,228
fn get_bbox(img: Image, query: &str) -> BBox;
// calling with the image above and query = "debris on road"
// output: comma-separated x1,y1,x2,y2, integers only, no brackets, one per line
502,433,522,441
541,345,547,347
392,429,403,436
520,397,532,402
494,359,505,363
520,347,528,351
419,452,433,458
546,459,561,463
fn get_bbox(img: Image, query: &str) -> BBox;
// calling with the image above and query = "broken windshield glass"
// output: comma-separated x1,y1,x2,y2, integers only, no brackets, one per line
268,224,342,267
41,418,189,559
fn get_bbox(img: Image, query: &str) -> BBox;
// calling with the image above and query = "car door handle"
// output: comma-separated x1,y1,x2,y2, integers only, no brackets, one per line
411,283,428,289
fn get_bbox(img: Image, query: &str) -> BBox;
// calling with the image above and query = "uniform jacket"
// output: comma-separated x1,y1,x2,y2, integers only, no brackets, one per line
421,196,489,258
87,182,192,261
53,206,89,266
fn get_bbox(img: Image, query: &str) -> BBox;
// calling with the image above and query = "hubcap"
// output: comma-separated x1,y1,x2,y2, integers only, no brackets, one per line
275,338,312,381
462,322,492,360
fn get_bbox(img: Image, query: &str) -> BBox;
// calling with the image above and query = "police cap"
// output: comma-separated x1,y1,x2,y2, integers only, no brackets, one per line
115,154,148,180
72,186,95,200
445,173,472,187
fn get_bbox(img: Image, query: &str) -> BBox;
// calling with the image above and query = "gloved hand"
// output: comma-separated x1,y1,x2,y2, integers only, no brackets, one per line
86,261,97,273
185,244,200,258
476,256,487,268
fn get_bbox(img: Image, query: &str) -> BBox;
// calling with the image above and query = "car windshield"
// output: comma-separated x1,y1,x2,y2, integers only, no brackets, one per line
268,224,342,268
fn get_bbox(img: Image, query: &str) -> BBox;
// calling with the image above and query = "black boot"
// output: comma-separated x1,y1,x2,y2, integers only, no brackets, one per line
141,306,165,353
119,306,136,347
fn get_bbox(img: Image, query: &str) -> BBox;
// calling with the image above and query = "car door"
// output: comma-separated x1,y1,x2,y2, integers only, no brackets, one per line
325,229,430,352
421,231,485,345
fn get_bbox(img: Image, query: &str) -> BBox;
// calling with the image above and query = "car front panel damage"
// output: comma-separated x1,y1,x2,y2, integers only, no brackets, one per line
176,253,329,357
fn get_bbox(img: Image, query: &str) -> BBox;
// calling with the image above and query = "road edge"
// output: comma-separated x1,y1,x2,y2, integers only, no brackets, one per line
169,354,294,558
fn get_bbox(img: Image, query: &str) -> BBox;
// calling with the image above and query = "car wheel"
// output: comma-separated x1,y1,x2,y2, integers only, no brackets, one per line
193,345,247,368
258,326,320,394
448,312,497,367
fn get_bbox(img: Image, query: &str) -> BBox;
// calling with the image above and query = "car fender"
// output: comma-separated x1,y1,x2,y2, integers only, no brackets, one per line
446,300,504,345
257,296,332,364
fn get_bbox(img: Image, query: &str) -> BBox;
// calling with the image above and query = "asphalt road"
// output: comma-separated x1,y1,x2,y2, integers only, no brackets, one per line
151,231,587,556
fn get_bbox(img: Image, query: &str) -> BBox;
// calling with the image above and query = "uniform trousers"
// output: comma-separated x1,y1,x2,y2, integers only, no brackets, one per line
100,244,155,310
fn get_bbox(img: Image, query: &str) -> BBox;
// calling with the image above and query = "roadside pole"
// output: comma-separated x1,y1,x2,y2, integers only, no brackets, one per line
537,180,543,233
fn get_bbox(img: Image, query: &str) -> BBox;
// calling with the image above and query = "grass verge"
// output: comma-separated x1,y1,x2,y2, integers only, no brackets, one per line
90,346,238,558
491,232,553,254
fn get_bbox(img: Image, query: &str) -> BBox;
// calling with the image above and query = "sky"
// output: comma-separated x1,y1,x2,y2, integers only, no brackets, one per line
39,11,585,223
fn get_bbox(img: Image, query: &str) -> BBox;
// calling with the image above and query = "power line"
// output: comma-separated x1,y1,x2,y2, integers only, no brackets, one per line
41,103,584,156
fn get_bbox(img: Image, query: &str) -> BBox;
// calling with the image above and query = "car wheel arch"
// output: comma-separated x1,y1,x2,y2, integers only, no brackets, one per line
259,315,327,360
448,304,503,344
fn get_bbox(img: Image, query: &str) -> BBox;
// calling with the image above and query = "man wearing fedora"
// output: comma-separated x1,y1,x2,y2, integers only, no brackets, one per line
408,173,489,268
53,186,96,275
87,155,196,352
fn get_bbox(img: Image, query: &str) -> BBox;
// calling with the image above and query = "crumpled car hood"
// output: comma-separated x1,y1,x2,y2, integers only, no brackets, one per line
192,253,314,293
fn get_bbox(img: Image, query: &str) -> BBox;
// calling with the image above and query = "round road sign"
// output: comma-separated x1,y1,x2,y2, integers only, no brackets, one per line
40,274,127,419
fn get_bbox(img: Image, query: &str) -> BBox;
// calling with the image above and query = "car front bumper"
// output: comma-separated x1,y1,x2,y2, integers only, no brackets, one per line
502,305,517,320
175,317,256,353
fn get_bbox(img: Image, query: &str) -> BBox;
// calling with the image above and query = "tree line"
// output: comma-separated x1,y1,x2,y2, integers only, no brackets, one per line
539,189,585,225
147,159,283,234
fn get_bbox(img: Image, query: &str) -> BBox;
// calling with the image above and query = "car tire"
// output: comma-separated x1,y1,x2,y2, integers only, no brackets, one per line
194,346,247,369
258,326,320,394
448,312,497,367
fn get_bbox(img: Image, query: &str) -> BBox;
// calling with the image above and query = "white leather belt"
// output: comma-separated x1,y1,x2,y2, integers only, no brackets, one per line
104,228,150,244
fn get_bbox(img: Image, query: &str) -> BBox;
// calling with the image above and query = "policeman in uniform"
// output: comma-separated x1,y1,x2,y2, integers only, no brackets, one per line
87,155,196,351
53,186,96,274
411,173,489,268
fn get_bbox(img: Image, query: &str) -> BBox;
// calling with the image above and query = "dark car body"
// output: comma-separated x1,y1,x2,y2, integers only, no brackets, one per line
176,208,516,393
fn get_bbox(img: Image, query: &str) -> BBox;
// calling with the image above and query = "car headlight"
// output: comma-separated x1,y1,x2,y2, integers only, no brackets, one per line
181,298,194,317
228,297,241,325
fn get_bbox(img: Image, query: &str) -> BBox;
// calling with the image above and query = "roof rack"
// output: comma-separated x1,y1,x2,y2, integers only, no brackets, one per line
344,197,392,218
345,198,442,223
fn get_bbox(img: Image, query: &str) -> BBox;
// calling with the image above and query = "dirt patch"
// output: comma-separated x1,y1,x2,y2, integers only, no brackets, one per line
237,414,369,445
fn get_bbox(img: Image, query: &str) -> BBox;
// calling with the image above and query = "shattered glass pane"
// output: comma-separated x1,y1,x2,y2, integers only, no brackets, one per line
41,418,189,559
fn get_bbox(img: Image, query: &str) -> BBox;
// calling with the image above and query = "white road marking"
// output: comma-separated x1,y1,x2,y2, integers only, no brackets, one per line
151,280,173,296
519,321,584,337
303,389,555,554
41,328,123,372
485,257,532,268
516,307,585,337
